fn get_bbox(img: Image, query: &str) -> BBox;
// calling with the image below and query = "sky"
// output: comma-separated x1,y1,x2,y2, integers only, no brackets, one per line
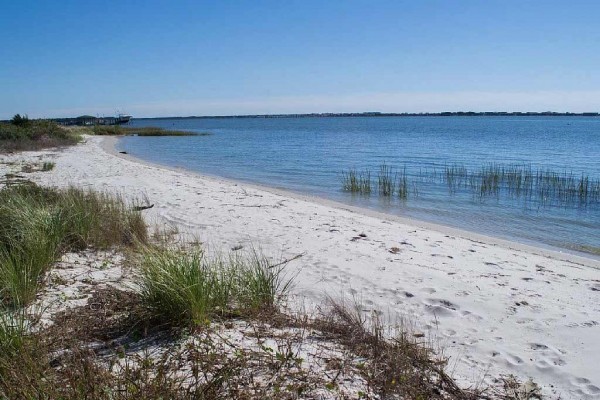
1,0,599,118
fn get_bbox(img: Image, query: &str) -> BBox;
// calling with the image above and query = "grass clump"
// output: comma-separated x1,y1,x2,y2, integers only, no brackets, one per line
0,184,147,307
41,161,55,171
21,161,56,173
0,119,81,152
341,168,371,194
139,247,292,326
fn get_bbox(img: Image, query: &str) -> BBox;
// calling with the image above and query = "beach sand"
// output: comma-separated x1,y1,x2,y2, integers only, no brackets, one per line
1,135,599,399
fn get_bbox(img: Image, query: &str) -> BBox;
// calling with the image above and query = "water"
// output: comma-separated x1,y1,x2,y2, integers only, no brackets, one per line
119,116,600,255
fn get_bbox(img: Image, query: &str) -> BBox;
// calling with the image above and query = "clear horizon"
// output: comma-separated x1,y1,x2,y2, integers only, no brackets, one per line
1,1,599,119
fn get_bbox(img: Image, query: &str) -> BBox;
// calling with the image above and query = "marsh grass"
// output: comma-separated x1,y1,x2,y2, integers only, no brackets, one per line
444,164,468,192
139,247,292,326
378,163,396,197
93,125,206,137
343,162,599,207
397,166,409,199
341,168,371,194
0,184,147,307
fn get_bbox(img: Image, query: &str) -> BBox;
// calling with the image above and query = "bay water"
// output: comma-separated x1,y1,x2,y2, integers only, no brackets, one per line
119,116,600,256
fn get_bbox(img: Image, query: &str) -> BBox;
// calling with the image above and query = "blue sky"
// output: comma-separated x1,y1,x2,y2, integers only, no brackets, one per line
1,0,599,118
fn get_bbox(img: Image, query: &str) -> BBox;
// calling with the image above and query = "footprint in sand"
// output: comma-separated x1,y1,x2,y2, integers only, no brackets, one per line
570,377,600,396
443,329,456,337
422,298,460,317
505,353,524,365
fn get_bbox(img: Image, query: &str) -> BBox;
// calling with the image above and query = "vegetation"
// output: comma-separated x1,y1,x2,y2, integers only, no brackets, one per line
377,163,396,197
139,247,292,326
342,162,600,208
41,161,55,171
341,168,371,194
10,114,30,127
93,125,208,137
20,161,56,173
0,180,541,399
0,184,147,307
0,118,81,152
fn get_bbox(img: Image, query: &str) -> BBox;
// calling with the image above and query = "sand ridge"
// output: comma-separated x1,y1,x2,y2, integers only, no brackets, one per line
1,136,599,399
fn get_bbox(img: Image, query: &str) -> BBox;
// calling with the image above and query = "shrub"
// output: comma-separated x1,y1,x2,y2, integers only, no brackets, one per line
10,114,29,127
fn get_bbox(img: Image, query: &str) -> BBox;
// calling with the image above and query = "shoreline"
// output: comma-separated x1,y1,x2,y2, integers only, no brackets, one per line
103,135,600,267
3,136,599,399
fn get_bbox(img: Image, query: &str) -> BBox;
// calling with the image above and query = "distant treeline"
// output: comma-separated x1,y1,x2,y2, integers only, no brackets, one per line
136,111,600,120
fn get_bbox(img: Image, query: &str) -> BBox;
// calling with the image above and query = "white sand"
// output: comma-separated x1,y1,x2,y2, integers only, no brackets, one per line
1,135,599,399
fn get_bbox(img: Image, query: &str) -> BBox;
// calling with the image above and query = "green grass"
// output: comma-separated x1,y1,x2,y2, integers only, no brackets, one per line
341,168,371,194
93,125,208,137
41,161,55,171
0,184,147,307
397,166,409,199
343,162,600,208
0,120,81,152
139,247,292,326
378,163,396,197
0,308,27,355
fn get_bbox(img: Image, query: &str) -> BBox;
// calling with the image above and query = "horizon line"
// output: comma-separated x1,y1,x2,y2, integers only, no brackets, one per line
131,111,600,120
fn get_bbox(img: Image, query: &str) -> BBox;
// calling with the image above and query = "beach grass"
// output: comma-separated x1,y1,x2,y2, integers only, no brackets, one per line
139,246,292,326
0,184,147,307
0,308,27,354
21,161,56,173
41,161,55,171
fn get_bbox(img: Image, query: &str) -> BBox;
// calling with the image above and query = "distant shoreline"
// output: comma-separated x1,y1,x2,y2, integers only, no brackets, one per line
133,111,600,120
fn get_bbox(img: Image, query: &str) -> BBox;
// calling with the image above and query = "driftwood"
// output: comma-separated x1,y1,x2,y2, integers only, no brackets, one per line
132,204,154,211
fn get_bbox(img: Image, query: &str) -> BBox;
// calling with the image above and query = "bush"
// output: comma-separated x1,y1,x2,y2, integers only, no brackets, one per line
10,114,29,127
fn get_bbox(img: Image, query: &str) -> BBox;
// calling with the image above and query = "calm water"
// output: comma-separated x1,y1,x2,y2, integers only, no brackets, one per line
119,117,600,255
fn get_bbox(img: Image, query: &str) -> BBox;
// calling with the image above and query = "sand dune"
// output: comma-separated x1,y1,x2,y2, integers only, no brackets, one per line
1,135,599,399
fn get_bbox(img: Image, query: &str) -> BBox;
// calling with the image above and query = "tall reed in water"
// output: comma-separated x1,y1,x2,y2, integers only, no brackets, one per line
341,162,599,207
378,164,396,197
342,169,371,194
397,166,409,200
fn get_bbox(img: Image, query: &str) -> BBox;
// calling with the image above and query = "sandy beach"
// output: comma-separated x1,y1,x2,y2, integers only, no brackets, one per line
1,135,599,399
